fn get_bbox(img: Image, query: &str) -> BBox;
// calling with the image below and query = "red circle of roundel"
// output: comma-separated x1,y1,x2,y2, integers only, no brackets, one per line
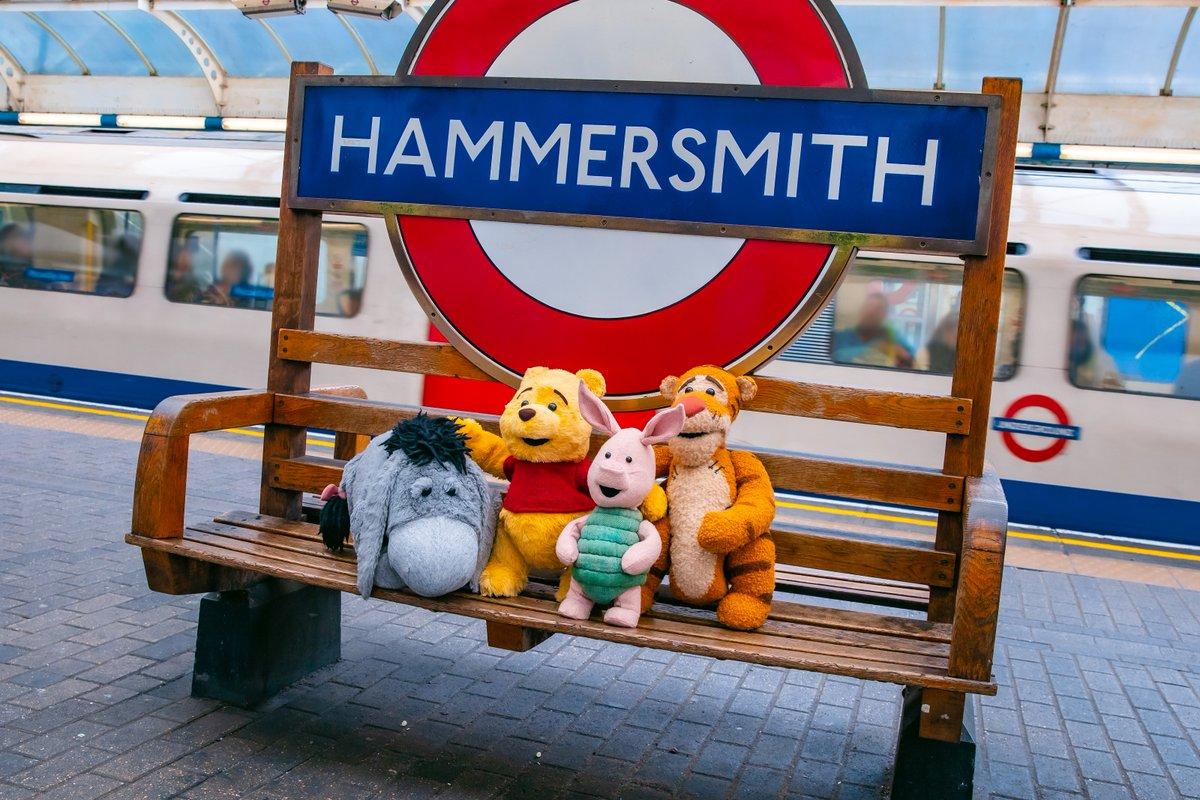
1000,394,1072,463
395,0,861,400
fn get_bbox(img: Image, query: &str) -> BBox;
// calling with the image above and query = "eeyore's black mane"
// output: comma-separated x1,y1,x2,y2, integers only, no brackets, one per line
382,413,469,474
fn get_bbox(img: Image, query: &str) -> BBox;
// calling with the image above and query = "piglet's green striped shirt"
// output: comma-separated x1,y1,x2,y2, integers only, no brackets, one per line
573,506,645,605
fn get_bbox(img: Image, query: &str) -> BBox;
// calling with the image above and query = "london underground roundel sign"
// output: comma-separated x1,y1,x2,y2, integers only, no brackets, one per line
390,0,866,408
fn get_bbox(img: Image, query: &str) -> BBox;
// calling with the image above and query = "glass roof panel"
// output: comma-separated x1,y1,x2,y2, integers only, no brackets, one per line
178,10,290,77
1056,7,1189,94
105,10,202,78
0,12,83,75
31,11,148,76
266,9,369,75
837,6,938,89
345,13,418,76
1170,18,1200,97
942,6,1058,91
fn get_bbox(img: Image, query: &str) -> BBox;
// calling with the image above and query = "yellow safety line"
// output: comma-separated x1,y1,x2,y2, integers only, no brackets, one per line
5,393,1197,563
0,394,334,449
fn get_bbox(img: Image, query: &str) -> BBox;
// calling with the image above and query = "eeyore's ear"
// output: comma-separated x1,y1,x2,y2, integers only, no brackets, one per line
578,379,619,436
348,443,401,599
470,476,501,594
641,404,686,446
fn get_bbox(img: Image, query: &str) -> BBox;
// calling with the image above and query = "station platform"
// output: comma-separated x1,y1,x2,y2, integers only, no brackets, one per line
1,393,1199,800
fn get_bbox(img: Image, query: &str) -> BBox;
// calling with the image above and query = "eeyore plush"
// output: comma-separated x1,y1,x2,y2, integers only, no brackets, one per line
319,413,498,599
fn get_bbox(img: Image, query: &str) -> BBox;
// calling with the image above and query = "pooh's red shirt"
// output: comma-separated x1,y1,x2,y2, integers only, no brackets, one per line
501,457,594,513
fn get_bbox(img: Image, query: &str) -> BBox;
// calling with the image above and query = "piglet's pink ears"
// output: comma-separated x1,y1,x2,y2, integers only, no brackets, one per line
641,404,686,446
578,379,620,436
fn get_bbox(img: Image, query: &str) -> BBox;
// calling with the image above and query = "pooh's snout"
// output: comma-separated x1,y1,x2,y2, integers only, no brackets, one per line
679,396,708,417
517,407,536,422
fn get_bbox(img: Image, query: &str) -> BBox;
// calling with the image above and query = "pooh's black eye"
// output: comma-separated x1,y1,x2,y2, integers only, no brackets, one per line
548,402,558,411
520,400,529,407
446,487,457,497
604,452,611,459
706,388,716,396
420,487,432,497
625,456,633,463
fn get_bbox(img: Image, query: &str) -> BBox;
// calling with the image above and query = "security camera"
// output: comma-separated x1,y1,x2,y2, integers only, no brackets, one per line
231,0,306,18
327,0,403,19
328,0,403,18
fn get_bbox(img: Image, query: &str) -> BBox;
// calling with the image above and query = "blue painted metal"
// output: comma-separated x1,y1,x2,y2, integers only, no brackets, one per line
296,82,994,246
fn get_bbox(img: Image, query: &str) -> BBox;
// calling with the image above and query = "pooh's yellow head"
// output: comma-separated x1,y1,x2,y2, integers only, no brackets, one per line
500,367,606,463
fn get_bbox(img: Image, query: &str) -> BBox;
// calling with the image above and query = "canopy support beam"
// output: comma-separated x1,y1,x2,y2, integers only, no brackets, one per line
1041,0,1073,140
0,42,25,111
149,9,227,113
1162,6,1196,96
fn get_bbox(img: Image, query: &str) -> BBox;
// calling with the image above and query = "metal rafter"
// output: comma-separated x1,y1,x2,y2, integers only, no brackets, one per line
1041,0,1074,138
97,10,156,75
934,6,946,90
336,14,379,75
0,41,26,110
25,11,90,75
1162,6,1196,96
148,9,226,111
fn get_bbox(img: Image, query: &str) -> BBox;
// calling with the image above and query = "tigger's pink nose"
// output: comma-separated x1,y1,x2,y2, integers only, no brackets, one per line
679,396,708,417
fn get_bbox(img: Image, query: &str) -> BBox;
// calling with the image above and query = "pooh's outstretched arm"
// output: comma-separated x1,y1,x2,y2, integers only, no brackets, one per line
453,417,510,479
697,451,776,554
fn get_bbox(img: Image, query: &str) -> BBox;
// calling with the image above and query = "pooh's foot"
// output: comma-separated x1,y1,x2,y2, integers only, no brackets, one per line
478,565,525,598
556,570,573,603
716,591,771,630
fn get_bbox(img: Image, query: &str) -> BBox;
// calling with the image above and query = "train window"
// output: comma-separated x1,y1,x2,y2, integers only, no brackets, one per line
1070,275,1200,401
827,259,1025,380
165,215,368,317
0,202,142,298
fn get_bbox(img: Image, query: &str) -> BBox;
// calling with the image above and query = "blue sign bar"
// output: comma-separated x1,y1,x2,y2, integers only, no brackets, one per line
991,417,1082,441
292,78,997,251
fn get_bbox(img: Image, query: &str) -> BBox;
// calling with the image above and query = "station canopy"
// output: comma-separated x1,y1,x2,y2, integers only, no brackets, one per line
0,0,1197,149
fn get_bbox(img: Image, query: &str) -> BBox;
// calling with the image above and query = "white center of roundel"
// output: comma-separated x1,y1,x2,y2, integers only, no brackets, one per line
471,0,758,319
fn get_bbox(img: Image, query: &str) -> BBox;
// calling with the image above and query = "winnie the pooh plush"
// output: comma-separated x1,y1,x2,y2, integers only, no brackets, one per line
641,365,776,630
455,367,608,598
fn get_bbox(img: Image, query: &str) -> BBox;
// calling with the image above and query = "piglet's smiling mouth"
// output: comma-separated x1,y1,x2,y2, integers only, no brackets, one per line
598,485,621,498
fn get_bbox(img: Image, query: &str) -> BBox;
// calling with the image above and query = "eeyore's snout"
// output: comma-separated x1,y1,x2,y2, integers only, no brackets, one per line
388,516,478,597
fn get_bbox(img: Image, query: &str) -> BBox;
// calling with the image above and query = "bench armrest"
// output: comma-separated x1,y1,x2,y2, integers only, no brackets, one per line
946,465,1008,683
132,390,274,539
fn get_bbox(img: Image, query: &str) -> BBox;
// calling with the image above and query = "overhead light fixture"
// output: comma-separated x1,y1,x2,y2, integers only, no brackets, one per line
327,0,403,19
231,0,306,18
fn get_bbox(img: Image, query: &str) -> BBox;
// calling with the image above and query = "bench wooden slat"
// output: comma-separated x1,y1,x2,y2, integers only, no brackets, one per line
271,394,963,512
214,511,950,644
277,329,972,434
126,528,992,694
774,529,955,588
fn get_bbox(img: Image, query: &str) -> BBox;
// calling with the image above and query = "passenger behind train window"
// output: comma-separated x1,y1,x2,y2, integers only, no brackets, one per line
829,259,1025,380
0,203,142,298
1071,275,1200,400
164,215,368,317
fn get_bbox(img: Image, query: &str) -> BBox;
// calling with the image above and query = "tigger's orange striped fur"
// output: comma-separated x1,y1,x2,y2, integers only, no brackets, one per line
642,366,776,630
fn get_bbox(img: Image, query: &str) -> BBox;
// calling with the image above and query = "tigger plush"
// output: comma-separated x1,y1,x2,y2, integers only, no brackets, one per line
642,366,776,630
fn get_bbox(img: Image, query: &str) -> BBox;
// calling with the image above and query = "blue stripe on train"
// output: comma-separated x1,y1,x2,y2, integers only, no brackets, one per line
0,358,237,412
2,358,1196,547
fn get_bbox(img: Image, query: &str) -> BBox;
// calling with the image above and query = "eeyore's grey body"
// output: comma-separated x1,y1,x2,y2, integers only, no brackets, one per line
340,415,499,599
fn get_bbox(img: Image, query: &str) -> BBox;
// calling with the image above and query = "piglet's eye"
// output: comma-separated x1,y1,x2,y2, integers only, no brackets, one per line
446,487,457,497
625,456,633,463
604,452,611,459
420,487,432,497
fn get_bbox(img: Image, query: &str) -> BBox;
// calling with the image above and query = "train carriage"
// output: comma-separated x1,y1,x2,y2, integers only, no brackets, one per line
1,129,1197,545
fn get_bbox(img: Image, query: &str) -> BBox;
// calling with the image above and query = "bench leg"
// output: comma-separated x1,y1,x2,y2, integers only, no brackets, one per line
486,620,552,652
192,579,340,707
891,687,976,800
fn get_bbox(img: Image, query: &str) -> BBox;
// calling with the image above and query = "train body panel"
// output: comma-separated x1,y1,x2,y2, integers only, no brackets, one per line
1,133,1196,544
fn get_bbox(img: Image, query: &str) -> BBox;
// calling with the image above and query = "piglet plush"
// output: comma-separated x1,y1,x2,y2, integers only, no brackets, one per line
555,382,685,628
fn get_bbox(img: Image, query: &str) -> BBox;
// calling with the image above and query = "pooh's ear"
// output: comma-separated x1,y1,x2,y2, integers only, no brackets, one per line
660,375,679,402
575,368,605,398
735,375,758,403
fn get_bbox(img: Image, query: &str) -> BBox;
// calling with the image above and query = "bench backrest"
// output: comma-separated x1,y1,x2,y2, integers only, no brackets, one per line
260,63,1021,625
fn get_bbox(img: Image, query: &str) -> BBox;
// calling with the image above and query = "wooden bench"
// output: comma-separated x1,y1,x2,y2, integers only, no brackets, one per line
127,66,1019,798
